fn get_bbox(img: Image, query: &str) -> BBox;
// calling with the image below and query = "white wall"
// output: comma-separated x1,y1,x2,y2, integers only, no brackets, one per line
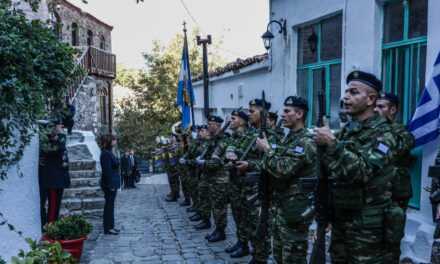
193,61,272,124
0,134,41,261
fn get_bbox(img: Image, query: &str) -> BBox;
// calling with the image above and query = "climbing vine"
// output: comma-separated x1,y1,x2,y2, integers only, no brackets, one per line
0,1,77,179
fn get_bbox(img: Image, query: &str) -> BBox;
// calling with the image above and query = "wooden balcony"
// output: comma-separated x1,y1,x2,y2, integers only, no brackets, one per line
83,46,116,79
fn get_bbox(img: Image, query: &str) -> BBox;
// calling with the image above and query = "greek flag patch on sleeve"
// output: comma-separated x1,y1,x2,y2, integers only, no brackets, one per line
377,142,390,154
293,146,304,154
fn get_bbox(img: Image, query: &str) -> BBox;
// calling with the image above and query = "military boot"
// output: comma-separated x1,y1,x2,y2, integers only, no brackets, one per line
208,229,225,243
194,220,211,230
186,207,197,213
165,195,177,202
247,257,266,264
189,214,202,222
225,241,243,253
230,244,250,258
179,198,191,206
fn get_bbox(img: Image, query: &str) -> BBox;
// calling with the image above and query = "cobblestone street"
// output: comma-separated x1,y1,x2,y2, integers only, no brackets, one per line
80,174,259,264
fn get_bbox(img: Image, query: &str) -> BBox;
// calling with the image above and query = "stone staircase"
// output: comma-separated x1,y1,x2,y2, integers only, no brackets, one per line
61,133,104,217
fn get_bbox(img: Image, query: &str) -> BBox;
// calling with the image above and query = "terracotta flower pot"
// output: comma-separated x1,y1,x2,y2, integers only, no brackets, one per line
42,236,87,261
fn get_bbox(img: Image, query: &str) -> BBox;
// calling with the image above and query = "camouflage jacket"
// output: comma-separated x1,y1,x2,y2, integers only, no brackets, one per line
245,127,281,172
262,128,317,201
390,121,415,201
323,114,397,209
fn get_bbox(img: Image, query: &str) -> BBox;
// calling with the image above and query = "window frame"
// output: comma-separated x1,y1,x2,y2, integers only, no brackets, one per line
381,0,428,209
296,15,343,127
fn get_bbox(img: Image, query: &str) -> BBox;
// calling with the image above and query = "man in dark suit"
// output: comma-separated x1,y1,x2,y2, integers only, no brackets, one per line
39,118,70,229
120,151,131,189
128,150,139,188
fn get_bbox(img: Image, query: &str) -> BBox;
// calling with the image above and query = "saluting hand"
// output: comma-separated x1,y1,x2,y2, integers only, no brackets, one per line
314,126,336,147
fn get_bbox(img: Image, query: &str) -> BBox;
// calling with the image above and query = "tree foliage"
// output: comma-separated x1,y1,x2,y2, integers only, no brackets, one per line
0,1,77,178
115,30,225,157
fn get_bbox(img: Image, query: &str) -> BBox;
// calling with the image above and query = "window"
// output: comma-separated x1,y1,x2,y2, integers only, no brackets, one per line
382,0,427,208
87,30,94,46
100,95,108,125
100,35,106,50
297,14,343,128
71,23,79,46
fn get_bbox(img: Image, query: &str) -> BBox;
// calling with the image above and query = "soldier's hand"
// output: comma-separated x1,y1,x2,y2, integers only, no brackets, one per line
179,158,186,165
314,126,336,146
235,161,248,173
256,136,270,152
225,151,238,161
196,159,206,166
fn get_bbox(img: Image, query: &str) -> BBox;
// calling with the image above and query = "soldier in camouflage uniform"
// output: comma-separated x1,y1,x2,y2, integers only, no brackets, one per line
176,134,191,206
209,109,250,254
315,70,398,263
194,116,226,231
256,96,316,264
235,99,281,264
164,136,180,202
203,116,231,242
375,93,415,263
180,126,204,215
268,111,285,138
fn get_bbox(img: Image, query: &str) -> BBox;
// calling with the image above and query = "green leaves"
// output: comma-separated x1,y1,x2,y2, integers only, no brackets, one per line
0,2,76,179
10,239,76,264
44,215,92,240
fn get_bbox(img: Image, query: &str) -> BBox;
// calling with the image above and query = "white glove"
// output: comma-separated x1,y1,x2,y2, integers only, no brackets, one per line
196,159,206,166
179,158,186,165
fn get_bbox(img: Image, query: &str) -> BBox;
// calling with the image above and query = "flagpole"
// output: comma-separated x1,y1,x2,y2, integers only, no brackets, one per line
183,21,196,130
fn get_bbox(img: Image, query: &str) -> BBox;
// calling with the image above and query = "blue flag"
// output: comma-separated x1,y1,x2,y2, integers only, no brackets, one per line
176,33,194,129
408,51,440,147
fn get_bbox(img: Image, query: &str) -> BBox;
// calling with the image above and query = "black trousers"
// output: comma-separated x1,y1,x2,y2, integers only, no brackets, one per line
103,188,117,231
40,188,64,229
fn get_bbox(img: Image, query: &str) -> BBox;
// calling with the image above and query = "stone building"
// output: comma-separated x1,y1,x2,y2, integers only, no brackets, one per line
193,0,438,262
51,0,116,134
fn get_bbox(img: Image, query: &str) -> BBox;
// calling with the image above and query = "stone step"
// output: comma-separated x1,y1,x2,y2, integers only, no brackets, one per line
64,187,104,199
69,160,96,171
69,170,97,179
60,208,103,218
70,177,100,188
62,197,105,211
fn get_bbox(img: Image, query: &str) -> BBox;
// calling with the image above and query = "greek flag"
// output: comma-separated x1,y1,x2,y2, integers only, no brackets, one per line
176,33,194,129
408,52,440,147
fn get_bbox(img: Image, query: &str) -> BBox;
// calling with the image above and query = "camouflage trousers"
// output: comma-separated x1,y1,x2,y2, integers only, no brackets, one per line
229,179,249,243
272,214,309,264
331,207,387,264
389,200,408,263
167,171,180,198
209,176,229,231
243,182,271,262
187,168,200,208
198,172,212,221
179,169,191,200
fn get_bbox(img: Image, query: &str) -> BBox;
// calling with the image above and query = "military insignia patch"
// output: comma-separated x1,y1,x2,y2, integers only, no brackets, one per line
292,146,304,154
286,97,294,105
353,71,359,78
250,100,256,105
377,142,389,154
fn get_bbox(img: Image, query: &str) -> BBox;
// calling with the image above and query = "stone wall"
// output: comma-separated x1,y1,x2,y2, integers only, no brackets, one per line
73,76,111,134
51,0,112,51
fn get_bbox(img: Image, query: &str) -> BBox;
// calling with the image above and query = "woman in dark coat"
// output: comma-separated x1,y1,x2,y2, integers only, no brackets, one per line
39,120,70,228
100,134,121,235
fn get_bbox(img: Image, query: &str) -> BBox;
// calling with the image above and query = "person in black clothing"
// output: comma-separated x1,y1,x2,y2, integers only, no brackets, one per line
62,103,75,135
120,151,131,189
39,119,70,229
100,134,121,235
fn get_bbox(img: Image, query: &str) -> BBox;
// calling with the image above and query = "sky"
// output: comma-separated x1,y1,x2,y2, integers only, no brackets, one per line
70,0,269,69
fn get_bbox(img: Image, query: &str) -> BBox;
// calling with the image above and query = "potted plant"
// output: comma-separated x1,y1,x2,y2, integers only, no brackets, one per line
43,215,92,261
10,238,76,264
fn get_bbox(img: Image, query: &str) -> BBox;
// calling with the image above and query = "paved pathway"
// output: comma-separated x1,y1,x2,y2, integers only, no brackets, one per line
80,174,260,264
